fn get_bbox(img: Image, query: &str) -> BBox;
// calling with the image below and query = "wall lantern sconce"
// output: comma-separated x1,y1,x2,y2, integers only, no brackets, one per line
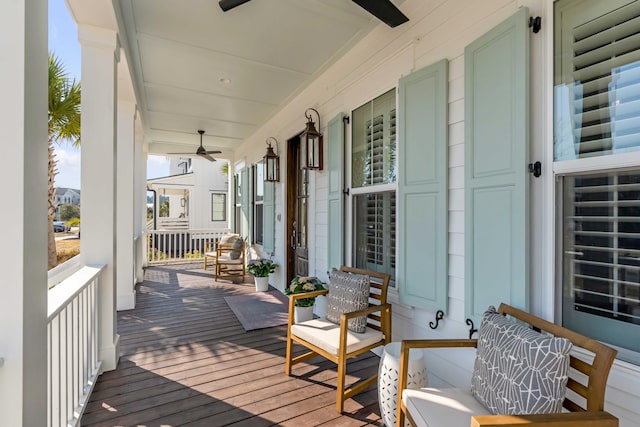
300,108,323,170
263,137,280,182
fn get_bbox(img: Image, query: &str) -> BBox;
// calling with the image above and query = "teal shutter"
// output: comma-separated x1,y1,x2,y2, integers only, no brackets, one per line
398,59,449,311
464,8,530,321
263,181,275,254
327,113,345,270
240,167,250,240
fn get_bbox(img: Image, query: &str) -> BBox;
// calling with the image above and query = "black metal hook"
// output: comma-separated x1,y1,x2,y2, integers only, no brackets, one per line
429,310,444,330
529,16,542,33
528,161,542,178
466,318,478,339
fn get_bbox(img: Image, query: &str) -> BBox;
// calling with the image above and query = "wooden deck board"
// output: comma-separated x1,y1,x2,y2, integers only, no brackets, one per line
82,264,382,427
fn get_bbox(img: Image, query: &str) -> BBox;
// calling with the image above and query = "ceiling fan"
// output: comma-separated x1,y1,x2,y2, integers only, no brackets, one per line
218,0,409,28
169,130,222,162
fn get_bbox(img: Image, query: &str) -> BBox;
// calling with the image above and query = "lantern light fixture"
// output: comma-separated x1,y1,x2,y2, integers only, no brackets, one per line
263,137,280,182
300,108,323,170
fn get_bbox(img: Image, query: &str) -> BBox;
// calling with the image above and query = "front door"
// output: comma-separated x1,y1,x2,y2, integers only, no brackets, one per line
287,135,309,283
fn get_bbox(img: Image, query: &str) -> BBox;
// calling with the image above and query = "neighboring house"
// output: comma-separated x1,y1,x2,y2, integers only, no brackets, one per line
54,187,80,205
147,157,230,230
53,187,80,217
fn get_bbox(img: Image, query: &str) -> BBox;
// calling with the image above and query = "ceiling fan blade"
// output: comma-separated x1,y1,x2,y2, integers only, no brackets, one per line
198,152,216,162
219,0,252,12
352,0,409,28
204,150,222,154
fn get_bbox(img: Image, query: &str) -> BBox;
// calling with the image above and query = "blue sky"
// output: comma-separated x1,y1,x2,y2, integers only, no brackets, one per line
48,0,169,190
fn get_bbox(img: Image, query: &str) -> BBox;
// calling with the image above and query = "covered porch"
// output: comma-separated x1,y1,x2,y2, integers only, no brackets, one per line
3,0,640,426
82,264,381,426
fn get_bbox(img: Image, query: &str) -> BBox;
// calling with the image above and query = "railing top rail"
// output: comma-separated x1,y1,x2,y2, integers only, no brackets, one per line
146,228,230,235
47,264,105,321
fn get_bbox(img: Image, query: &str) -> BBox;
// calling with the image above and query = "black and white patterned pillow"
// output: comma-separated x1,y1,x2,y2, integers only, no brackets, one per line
471,306,573,415
325,268,370,333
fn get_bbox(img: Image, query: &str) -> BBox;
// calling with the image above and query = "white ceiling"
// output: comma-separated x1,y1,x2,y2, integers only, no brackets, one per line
114,0,393,157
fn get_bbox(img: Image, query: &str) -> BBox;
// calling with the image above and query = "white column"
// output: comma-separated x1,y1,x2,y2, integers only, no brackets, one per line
0,1,48,425
117,101,136,310
134,127,146,282
79,24,120,372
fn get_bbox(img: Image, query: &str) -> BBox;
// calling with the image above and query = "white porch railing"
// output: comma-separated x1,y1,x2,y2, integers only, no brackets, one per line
48,265,104,427
145,228,230,265
157,217,189,230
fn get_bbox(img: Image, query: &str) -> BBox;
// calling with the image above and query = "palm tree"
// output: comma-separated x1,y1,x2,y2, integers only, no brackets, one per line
48,53,81,269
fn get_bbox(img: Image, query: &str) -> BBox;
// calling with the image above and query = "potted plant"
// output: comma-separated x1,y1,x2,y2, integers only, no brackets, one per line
285,276,326,323
247,258,278,292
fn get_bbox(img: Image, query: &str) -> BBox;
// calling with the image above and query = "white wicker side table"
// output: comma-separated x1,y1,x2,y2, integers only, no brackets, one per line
378,342,428,427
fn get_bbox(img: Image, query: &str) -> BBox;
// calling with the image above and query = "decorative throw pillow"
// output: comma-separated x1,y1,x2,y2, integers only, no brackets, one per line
219,233,238,244
229,237,243,260
471,306,573,415
325,268,370,333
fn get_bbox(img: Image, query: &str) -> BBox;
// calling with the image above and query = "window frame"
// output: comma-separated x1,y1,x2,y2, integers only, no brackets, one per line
349,89,398,284
552,0,640,364
210,193,226,222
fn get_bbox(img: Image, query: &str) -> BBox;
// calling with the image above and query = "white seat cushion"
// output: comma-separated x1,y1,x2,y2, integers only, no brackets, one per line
216,256,243,264
290,317,384,356
403,387,490,427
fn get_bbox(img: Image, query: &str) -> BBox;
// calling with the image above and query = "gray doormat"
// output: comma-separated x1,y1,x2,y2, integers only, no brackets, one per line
224,289,290,331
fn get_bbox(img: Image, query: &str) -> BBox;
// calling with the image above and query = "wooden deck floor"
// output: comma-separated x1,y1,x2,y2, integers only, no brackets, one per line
82,264,383,427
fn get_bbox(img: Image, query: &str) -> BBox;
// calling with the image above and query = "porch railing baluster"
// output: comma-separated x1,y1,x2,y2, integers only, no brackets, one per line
48,265,104,427
144,228,230,265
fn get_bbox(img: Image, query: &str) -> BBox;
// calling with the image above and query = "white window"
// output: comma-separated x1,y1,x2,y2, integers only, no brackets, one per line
555,0,640,363
351,89,396,280
211,193,226,222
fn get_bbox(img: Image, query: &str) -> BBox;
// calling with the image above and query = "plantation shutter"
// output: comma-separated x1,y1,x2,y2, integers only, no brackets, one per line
464,7,530,321
554,0,640,160
327,113,345,269
397,59,449,311
561,170,640,354
263,181,275,254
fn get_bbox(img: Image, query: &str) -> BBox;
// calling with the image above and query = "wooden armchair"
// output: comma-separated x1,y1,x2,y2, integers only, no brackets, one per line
214,237,245,281
203,241,217,270
397,303,619,427
285,266,391,413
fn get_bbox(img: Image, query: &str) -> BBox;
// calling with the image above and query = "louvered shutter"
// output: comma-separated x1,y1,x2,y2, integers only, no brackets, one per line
555,0,640,160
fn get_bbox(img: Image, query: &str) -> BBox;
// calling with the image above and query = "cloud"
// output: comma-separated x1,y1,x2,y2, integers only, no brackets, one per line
54,146,81,189
147,155,170,179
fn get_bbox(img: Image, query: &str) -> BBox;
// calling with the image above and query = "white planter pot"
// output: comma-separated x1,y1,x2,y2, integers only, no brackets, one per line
294,305,314,323
254,276,269,292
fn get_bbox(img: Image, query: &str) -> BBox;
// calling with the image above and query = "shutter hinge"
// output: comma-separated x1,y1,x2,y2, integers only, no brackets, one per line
343,188,350,196
529,16,541,33
342,115,350,124
528,161,542,178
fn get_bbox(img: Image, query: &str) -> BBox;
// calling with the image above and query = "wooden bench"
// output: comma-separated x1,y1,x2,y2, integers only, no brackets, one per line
397,303,619,427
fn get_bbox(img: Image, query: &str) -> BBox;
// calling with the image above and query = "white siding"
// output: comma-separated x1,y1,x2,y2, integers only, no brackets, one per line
232,0,640,424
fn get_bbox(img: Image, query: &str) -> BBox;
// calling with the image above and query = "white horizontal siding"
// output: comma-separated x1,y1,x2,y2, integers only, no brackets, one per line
234,0,640,423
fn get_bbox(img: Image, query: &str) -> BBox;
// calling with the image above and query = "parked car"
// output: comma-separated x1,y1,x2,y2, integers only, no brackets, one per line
53,221,68,232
